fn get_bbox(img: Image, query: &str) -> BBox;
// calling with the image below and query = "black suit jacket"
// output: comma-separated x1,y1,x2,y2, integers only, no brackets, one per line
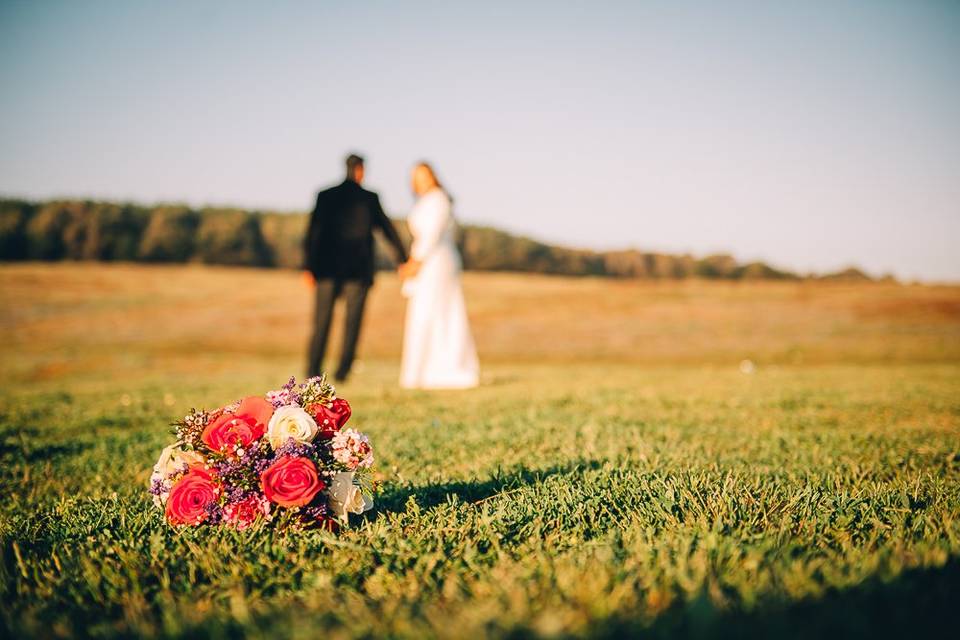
304,180,408,285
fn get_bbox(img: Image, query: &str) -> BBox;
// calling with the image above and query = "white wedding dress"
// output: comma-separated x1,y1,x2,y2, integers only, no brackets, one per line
400,189,479,389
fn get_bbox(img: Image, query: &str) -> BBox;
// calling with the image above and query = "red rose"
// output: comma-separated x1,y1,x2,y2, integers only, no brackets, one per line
260,456,324,508
165,467,218,525
310,398,351,438
201,396,274,452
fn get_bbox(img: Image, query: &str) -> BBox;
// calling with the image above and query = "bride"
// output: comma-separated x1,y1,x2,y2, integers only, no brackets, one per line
398,162,479,389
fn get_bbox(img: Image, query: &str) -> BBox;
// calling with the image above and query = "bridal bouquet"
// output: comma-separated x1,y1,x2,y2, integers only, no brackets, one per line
149,376,374,530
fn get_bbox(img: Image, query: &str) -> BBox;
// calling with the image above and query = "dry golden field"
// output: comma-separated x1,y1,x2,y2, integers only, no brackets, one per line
2,262,958,391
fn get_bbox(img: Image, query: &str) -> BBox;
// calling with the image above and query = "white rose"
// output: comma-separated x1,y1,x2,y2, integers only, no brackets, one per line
152,444,204,479
328,471,373,521
266,405,319,450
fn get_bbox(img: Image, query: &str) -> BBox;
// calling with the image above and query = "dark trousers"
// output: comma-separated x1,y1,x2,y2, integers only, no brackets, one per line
307,279,369,381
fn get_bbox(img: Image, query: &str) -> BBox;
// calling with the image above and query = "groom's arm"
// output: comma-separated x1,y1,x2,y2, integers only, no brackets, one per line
303,192,325,273
372,195,408,264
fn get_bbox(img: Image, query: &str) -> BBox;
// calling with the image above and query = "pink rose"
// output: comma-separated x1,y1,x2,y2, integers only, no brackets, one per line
165,467,217,525
201,396,274,452
260,456,324,508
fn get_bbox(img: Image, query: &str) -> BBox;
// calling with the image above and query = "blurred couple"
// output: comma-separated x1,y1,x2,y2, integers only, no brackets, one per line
303,154,479,390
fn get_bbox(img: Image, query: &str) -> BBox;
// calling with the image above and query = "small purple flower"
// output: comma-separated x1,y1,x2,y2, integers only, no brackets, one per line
267,376,306,408
226,485,249,504
204,502,225,525
253,456,273,476
149,477,166,496
302,502,329,522
274,439,317,459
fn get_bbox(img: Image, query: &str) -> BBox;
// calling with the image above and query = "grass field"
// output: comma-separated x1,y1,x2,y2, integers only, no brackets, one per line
2,263,959,638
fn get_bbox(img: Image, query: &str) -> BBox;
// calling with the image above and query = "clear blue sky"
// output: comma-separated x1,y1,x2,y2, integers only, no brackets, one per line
1,1,958,280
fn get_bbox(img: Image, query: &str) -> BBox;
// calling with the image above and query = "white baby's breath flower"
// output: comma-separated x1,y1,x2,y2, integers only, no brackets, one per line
266,405,319,450
266,388,293,406
328,471,373,521
330,428,374,470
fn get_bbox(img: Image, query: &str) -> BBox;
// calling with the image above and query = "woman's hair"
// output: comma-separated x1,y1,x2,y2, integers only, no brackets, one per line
416,161,453,202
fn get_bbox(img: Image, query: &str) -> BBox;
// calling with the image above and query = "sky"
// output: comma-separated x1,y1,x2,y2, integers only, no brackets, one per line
1,1,958,281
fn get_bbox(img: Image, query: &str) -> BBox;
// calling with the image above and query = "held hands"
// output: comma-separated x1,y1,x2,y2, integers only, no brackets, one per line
398,259,421,281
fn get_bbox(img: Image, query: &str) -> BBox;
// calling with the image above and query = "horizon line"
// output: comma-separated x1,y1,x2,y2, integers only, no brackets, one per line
1,189,951,284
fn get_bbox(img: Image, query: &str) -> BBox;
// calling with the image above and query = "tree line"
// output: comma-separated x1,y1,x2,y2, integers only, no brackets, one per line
0,198,874,280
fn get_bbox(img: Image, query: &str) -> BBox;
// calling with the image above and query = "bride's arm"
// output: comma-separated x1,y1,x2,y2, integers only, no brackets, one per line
409,194,450,263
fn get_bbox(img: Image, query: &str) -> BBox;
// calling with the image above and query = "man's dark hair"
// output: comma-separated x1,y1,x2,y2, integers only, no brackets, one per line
345,153,364,175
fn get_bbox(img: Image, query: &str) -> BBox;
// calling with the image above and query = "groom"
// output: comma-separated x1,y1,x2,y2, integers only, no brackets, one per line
304,154,408,382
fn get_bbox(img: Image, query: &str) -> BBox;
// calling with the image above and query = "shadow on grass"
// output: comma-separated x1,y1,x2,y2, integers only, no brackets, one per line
0,427,93,464
591,558,959,639
374,459,956,639
374,459,604,514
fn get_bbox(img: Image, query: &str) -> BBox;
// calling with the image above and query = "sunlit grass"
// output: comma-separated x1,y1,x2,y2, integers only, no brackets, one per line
1,264,958,638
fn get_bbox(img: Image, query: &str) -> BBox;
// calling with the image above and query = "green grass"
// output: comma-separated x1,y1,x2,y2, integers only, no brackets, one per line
2,264,959,638
2,362,959,638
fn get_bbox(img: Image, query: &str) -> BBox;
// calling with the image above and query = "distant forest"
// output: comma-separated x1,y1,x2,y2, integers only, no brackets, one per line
0,198,876,281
